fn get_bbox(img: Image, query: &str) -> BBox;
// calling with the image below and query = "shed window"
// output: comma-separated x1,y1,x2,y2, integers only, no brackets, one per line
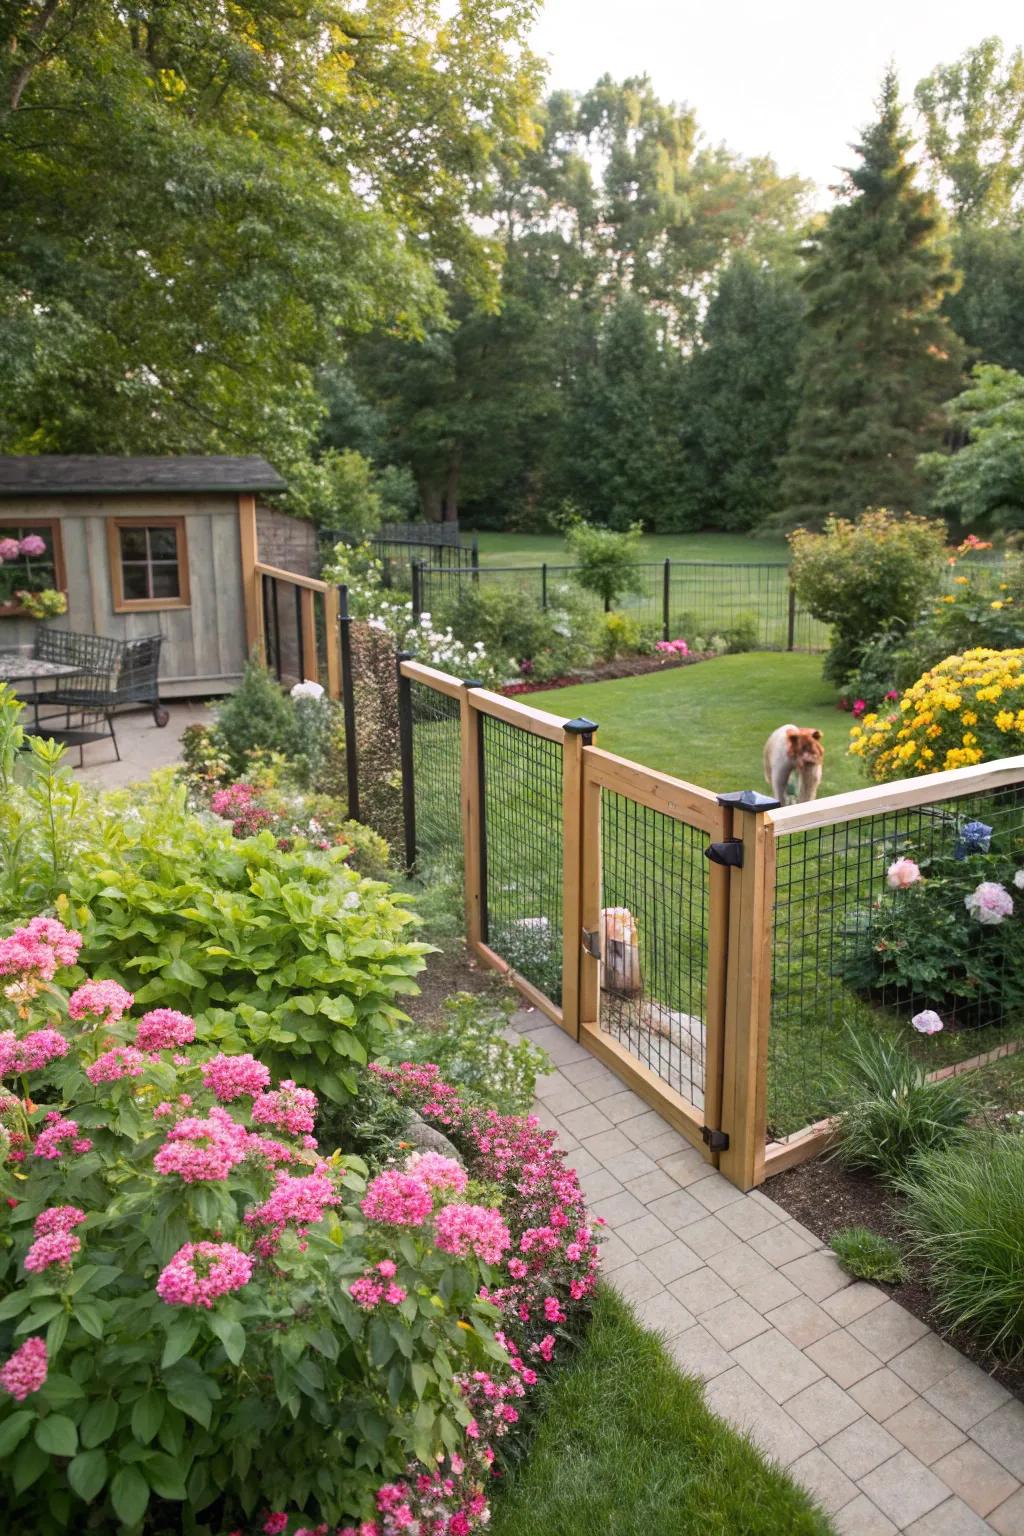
107,517,190,612
0,519,66,616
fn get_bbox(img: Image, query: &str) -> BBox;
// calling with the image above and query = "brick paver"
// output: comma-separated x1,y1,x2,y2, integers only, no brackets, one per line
512,1007,1023,1533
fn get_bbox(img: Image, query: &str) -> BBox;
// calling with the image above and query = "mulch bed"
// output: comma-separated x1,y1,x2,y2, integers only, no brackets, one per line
501,650,713,696
403,936,506,1031
767,1157,1024,1400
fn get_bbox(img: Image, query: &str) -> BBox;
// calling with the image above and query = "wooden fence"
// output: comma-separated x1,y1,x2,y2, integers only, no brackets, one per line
254,562,341,699
397,656,1024,1191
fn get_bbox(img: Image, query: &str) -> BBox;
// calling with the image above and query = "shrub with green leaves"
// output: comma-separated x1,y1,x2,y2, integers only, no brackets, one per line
211,658,299,777
0,687,83,919
830,1029,976,1182
65,776,428,1104
830,1227,907,1284
393,992,552,1115
723,611,760,654
564,518,645,611
898,1133,1024,1357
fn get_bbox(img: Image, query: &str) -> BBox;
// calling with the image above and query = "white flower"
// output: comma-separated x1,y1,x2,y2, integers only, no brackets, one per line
1014,870,1024,890
291,679,324,701
342,891,360,910
911,1010,944,1035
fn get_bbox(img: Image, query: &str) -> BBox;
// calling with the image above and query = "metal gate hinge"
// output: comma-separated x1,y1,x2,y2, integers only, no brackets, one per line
581,928,601,959
705,838,743,868
702,1126,730,1152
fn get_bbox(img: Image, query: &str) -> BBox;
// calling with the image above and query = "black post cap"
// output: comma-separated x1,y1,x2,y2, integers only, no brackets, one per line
564,716,600,735
716,788,782,812
461,677,486,689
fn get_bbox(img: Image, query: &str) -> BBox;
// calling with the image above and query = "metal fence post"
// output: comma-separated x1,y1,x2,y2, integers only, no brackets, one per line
411,561,423,621
338,585,360,822
471,537,480,585
562,716,599,1040
541,562,548,611
663,558,671,640
787,582,797,652
396,651,416,874
459,678,487,948
713,789,780,1190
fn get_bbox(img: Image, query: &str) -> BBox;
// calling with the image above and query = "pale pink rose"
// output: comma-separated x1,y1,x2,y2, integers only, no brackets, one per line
964,881,1014,926
887,857,921,889
911,1010,944,1035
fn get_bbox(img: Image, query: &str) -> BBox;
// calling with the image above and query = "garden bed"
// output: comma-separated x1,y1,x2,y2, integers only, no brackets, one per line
501,648,714,696
767,1131,1024,1403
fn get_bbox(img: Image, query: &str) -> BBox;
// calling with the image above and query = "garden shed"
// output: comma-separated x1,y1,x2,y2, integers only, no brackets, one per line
0,455,287,696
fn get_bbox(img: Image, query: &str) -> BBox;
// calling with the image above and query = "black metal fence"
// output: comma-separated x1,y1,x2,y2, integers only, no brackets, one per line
413,560,831,652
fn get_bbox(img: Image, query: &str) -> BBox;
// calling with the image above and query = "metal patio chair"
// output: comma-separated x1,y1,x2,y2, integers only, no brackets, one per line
33,632,168,764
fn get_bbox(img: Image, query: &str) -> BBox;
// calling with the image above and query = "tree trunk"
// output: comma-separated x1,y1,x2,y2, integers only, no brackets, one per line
443,447,462,522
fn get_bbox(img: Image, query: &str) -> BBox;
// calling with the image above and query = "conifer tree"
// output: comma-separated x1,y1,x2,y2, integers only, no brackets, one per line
780,70,963,526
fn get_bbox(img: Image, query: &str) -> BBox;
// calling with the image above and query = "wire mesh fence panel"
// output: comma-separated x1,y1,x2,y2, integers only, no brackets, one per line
769,782,1024,1139
410,680,463,890
481,714,564,1005
348,621,403,848
261,574,304,687
598,791,710,1109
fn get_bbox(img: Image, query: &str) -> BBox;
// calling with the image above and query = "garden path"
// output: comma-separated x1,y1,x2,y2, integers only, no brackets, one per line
510,1008,1024,1535
72,701,212,788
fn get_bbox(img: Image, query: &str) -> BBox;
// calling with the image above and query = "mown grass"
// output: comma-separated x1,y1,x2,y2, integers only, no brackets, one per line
474,531,792,568
542,653,863,797
490,1286,834,1536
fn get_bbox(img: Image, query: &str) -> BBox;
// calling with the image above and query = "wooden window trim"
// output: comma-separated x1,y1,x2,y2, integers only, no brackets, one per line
107,516,191,613
0,517,67,618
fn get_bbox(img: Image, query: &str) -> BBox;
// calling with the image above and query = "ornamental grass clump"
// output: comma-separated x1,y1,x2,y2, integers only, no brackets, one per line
897,1133,1024,1358
830,1028,976,1183
0,915,599,1534
850,647,1024,780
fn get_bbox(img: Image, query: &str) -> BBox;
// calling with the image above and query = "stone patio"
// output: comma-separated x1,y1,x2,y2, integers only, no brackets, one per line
67,700,213,788
512,1008,1024,1536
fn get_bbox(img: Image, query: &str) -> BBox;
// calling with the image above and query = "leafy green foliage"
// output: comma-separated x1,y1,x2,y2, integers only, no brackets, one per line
65,776,428,1102
722,612,760,654
921,366,1024,534
830,1029,976,1183
440,581,598,682
830,1227,908,1284
789,509,948,687
211,658,299,777
0,689,83,917
564,520,645,611
915,38,1024,224
780,71,964,527
898,1133,1024,1356
944,223,1024,376
393,992,552,1116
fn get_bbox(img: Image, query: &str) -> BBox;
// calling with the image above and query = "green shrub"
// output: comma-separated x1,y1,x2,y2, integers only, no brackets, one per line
442,582,597,681
789,509,948,687
393,992,552,1115
830,1029,976,1182
831,1227,907,1283
898,1133,1024,1357
598,611,641,661
0,689,83,918
564,518,645,611
211,657,298,776
65,776,427,1103
723,611,760,653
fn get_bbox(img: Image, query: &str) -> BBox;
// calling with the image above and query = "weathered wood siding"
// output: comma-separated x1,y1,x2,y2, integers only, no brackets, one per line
0,493,247,696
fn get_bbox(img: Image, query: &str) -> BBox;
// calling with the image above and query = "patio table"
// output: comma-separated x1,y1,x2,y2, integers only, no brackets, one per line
0,653,85,727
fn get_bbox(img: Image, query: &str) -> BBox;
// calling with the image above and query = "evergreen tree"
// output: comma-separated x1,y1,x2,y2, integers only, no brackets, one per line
673,256,805,531
780,71,964,526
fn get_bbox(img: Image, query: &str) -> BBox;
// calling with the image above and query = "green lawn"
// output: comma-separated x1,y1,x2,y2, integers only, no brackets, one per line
490,1286,833,1536
475,531,791,568
540,652,862,798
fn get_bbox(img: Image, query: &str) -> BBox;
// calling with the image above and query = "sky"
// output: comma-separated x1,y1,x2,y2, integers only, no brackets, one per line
529,0,1024,201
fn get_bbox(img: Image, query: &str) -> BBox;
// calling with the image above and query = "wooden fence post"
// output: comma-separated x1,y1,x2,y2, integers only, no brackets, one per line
562,717,598,1039
237,493,262,659
716,790,779,1191
323,585,341,701
459,679,487,948
396,653,416,875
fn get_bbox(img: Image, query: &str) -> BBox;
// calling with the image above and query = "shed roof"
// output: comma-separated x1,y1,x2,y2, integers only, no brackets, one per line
0,456,287,497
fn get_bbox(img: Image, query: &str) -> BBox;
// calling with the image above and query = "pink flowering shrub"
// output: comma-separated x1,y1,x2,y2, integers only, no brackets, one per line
0,915,597,1535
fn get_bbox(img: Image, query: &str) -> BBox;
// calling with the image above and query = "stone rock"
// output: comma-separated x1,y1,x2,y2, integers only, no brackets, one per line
403,1112,463,1163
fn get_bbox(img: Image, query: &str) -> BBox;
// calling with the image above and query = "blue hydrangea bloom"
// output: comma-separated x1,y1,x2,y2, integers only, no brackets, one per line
954,819,993,859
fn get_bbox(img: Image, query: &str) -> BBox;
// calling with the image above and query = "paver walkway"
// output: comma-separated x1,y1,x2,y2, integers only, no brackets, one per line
511,1009,1024,1535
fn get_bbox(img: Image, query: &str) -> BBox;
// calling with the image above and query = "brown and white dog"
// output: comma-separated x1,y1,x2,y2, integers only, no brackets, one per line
763,724,824,805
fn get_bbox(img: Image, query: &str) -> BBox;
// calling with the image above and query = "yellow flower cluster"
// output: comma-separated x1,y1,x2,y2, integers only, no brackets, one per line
849,648,1024,782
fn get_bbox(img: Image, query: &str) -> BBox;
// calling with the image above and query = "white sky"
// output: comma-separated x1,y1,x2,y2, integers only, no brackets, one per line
530,0,1024,202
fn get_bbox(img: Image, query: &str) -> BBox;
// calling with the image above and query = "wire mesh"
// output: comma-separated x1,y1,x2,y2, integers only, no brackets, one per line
769,782,1024,1139
346,621,402,848
481,715,564,1004
410,681,463,889
598,791,710,1108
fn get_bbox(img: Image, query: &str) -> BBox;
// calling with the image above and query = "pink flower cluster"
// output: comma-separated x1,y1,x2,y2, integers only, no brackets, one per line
33,1111,92,1160
0,1028,69,1077
965,880,1014,925
251,1079,317,1136
349,1260,408,1311
210,782,257,817
434,1204,511,1265
67,979,134,1023
202,1052,271,1102
362,1168,434,1228
156,1241,254,1308
135,1008,196,1052
0,534,47,559
655,638,689,656
24,1230,81,1272
244,1167,339,1255
0,1336,47,1401
0,917,81,982
153,1107,250,1182
85,1044,145,1084
406,1151,468,1195
887,857,921,889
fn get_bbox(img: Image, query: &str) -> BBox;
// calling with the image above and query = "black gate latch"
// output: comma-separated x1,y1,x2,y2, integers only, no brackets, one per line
704,839,743,868
702,1126,730,1151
